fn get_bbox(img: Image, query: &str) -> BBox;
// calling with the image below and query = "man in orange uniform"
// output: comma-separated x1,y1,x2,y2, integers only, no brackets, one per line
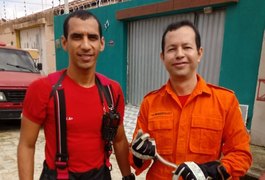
130,20,252,180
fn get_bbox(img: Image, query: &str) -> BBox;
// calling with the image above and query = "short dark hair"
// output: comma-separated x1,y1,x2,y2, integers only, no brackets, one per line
161,20,201,53
63,10,102,39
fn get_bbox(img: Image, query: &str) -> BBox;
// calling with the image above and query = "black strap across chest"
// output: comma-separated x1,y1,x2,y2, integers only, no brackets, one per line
49,72,118,179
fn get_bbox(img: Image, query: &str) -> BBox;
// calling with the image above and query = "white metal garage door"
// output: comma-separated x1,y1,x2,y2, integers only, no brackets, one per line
20,26,47,74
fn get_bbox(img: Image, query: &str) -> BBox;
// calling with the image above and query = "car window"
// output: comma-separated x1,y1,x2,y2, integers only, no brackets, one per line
0,48,38,73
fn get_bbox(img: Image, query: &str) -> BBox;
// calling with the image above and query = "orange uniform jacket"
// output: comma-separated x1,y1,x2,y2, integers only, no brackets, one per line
130,75,252,180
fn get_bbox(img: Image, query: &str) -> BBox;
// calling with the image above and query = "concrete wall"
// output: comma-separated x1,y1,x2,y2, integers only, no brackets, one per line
251,31,265,146
0,22,16,47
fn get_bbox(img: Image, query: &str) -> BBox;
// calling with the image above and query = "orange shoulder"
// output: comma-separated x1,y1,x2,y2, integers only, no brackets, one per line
207,83,234,94
143,85,166,98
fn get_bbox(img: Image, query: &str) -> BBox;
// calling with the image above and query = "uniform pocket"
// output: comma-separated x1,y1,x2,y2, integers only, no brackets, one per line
148,112,173,155
189,115,223,155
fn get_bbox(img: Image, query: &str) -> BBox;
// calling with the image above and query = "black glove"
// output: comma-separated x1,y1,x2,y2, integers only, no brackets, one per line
133,155,144,168
173,161,230,180
131,129,156,160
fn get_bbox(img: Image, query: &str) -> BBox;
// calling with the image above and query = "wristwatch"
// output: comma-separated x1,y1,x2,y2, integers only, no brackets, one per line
122,173,135,180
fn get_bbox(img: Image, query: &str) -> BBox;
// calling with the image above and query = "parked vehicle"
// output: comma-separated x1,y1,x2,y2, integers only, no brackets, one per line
0,43,43,120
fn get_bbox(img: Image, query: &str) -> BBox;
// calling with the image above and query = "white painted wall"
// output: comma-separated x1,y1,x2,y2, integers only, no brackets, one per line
251,31,265,146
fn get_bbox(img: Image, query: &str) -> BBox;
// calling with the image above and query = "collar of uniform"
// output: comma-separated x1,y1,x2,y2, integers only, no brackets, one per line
192,74,211,96
165,80,175,97
165,74,212,96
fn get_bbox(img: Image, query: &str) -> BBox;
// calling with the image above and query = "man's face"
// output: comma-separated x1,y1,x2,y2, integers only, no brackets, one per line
61,17,105,71
160,26,203,81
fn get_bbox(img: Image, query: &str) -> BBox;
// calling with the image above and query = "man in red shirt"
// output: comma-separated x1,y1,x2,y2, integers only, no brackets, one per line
130,20,252,180
17,10,134,180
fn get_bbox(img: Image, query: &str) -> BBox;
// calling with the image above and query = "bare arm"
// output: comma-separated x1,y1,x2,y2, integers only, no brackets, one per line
17,115,41,180
113,124,132,177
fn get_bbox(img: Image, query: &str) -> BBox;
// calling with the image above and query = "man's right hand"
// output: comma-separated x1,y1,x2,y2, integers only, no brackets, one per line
131,129,156,160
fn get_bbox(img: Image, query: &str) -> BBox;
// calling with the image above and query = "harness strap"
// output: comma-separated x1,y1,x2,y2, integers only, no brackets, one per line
95,76,115,111
54,89,68,161
50,71,69,179
50,71,66,98
95,74,120,111
95,76,115,170
50,71,119,176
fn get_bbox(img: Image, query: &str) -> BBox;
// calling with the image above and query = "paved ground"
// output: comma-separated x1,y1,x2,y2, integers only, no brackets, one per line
0,104,264,180
0,104,146,180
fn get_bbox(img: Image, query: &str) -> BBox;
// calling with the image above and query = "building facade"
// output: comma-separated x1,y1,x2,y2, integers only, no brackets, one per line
1,0,264,146
0,10,56,75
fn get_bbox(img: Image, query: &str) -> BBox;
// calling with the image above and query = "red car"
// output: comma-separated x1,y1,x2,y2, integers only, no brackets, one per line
0,43,43,120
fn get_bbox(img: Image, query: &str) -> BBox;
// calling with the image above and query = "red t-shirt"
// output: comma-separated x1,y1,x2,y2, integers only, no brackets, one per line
178,94,190,106
22,70,125,172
